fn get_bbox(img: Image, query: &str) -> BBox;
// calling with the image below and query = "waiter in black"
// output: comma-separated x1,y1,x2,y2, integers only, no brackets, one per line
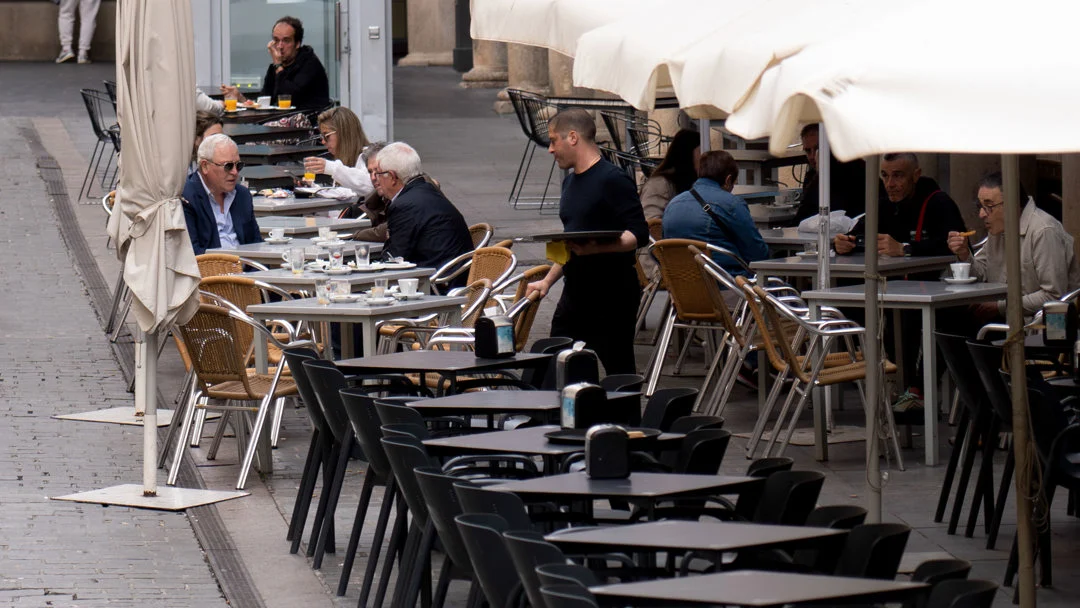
527,108,649,374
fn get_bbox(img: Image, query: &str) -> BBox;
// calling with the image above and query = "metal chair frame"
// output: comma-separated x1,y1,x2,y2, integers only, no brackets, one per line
505,88,560,211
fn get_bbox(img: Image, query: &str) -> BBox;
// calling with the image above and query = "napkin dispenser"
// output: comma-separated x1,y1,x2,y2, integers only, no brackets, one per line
555,342,600,391
474,315,516,359
561,382,606,429
1042,300,1076,347
585,425,629,479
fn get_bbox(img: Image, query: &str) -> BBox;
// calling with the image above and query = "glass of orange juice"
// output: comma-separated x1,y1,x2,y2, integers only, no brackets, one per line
224,98,238,112
278,94,292,109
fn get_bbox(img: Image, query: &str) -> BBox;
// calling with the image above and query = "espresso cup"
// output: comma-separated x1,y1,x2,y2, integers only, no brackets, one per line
318,226,331,240
950,262,971,280
268,228,285,240
398,278,419,296
256,95,271,109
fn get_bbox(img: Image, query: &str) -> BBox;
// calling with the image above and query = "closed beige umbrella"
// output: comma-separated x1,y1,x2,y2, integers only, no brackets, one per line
106,0,200,495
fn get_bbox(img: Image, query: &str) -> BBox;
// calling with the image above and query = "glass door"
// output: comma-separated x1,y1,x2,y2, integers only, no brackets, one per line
226,0,340,101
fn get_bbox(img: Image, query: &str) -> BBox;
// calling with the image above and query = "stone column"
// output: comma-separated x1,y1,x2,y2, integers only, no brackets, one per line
494,43,550,114
547,50,591,97
1062,155,1080,260
461,40,508,89
398,0,455,67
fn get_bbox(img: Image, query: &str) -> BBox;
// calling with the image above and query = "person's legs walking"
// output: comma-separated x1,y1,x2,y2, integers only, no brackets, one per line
56,0,78,63
76,0,102,63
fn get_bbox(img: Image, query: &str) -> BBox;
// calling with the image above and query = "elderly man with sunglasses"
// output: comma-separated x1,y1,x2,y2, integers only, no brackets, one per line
183,133,262,255
947,171,1080,322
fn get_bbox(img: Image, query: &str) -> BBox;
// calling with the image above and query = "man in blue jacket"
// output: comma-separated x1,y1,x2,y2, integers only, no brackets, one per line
183,133,262,255
663,150,769,277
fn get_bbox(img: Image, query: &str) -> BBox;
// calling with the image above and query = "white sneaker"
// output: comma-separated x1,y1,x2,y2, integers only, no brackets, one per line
56,50,75,64
77,52,91,64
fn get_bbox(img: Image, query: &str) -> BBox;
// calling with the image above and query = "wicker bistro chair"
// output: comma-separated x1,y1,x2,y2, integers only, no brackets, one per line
469,223,495,249
196,253,270,276
736,277,904,464
379,278,495,355
425,291,542,355
493,263,550,314
168,303,314,489
635,217,668,339
429,246,517,296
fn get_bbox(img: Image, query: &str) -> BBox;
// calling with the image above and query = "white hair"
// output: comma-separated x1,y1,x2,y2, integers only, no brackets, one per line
376,142,423,183
198,133,237,163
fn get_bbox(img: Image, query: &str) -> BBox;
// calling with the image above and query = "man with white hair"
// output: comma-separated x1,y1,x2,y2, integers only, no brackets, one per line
372,142,472,274
182,133,262,255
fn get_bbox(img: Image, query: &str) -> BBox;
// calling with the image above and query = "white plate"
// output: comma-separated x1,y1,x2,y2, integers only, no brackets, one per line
316,239,350,248
350,262,385,272
363,296,396,306
795,250,835,258
393,292,424,301
943,277,978,285
325,267,352,276
224,107,247,113
305,262,329,272
264,236,292,244
329,294,362,304
381,261,417,270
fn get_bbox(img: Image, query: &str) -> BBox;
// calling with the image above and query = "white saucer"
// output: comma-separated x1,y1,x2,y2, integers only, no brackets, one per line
350,263,386,272
325,267,352,276
223,107,247,113
329,294,362,304
381,261,417,270
393,292,424,301
796,250,835,258
944,277,977,285
264,237,292,244
364,296,396,306
305,262,329,272
316,239,350,248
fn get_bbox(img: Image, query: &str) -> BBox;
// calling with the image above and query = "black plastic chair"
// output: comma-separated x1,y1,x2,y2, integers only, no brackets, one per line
667,414,725,434
747,456,795,477
925,579,998,608
504,530,571,608
639,387,697,432
785,505,867,571
454,482,534,530
667,428,732,474
752,470,826,526
599,373,645,393
523,336,574,389
381,421,429,439
375,400,465,438
280,348,331,550
913,558,972,584
380,435,440,608
540,584,600,608
78,88,119,202
833,523,911,579
966,339,1016,549
934,333,996,539
300,358,358,567
336,388,398,598
455,514,526,608
536,563,600,589
414,467,481,608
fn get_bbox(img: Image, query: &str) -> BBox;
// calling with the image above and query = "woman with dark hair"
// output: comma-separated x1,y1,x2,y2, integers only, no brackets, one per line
302,106,373,197
190,110,224,172
639,129,700,219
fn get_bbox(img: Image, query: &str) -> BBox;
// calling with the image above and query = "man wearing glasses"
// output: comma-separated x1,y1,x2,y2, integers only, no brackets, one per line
183,133,262,255
948,171,1080,321
220,16,330,112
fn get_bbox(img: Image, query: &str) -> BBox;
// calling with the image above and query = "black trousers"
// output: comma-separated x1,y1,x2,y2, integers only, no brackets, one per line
551,275,640,375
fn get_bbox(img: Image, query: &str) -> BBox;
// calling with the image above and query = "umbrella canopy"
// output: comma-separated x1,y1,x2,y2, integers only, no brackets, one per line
470,0,657,57
107,0,200,334
725,0,1080,159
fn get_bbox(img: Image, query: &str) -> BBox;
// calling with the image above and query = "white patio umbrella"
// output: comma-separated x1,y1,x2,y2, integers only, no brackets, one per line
725,1,1080,603
106,0,201,496
470,0,658,57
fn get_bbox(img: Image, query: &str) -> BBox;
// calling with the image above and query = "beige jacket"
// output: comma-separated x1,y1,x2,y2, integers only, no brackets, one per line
971,199,1080,315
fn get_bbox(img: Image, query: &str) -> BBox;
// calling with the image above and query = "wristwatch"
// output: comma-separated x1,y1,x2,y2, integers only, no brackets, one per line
902,242,912,256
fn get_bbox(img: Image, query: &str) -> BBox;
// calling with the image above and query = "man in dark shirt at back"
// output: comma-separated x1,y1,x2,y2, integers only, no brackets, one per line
527,108,649,374
220,16,330,112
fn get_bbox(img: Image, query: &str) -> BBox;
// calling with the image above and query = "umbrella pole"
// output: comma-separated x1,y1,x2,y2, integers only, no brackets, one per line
1002,155,1035,607
138,328,159,496
812,125,833,461
863,155,882,523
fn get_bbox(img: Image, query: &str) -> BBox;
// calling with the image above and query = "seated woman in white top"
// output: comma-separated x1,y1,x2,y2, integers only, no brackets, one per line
302,106,373,197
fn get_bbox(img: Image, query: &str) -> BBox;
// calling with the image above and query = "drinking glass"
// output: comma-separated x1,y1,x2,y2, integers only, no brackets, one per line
329,245,344,269
371,278,388,299
314,277,331,305
331,279,351,296
354,243,371,267
278,94,292,109
286,247,305,274
224,98,237,112
318,226,331,240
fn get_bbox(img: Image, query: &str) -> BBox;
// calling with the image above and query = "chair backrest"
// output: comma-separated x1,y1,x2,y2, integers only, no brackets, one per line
80,88,116,142
517,90,556,148
381,422,428,440
506,89,536,142
599,373,645,394
736,277,807,382
200,275,266,348
468,223,494,249
103,79,118,109
540,584,600,608
503,530,570,608
196,253,244,277
413,466,475,575
177,303,257,399
453,482,534,530
598,110,624,151
536,563,600,589
652,239,722,320
646,217,664,242
935,332,991,418
834,523,911,579
925,579,997,608
752,470,826,525
965,340,1013,429
459,278,494,329
281,348,332,439
380,435,434,526
510,265,552,350
1024,386,1079,468
691,246,746,345
640,387,697,431
911,559,972,584
523,336,574,389
301,359,353,445
455,513,523,608
374,400,428,437
674,428,732,475
667,414,725,434
746,456,794,477
467,246,517,288
338,388,393,479
804,505,868,530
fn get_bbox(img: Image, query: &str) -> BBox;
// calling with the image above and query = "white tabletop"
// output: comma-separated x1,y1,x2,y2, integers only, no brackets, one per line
750,254,956,279
257,216,370,236
207,239,383,263
252,196,355,217
247,294,467,322
801,280,1007,307
247,266,435,289
759,227,840,247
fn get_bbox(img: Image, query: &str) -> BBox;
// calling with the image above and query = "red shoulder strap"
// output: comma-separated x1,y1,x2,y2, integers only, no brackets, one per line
913,190,940,243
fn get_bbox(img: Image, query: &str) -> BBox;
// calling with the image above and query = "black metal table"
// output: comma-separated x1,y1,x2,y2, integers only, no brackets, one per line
241,164,304,190
239,143,328,166
407,390,640,426
224,123,311,144
337,351,551,394
589,570,928,607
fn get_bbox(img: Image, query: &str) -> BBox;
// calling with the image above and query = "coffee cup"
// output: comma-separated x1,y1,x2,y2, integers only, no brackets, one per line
318,226,331,240
398,278,419,296
268,228,285,240
950,262,971,280
256,95,271,109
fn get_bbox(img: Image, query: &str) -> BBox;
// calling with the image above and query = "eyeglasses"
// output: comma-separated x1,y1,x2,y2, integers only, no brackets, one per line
319,130,336,140
207,160,245,173
974,201,1005,214
372,170,393,179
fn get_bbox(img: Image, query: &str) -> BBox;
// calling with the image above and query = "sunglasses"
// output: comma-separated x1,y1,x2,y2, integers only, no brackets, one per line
208,160,245,173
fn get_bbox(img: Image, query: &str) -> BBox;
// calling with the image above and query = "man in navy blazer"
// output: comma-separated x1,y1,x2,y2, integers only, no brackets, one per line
183,133,262,255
